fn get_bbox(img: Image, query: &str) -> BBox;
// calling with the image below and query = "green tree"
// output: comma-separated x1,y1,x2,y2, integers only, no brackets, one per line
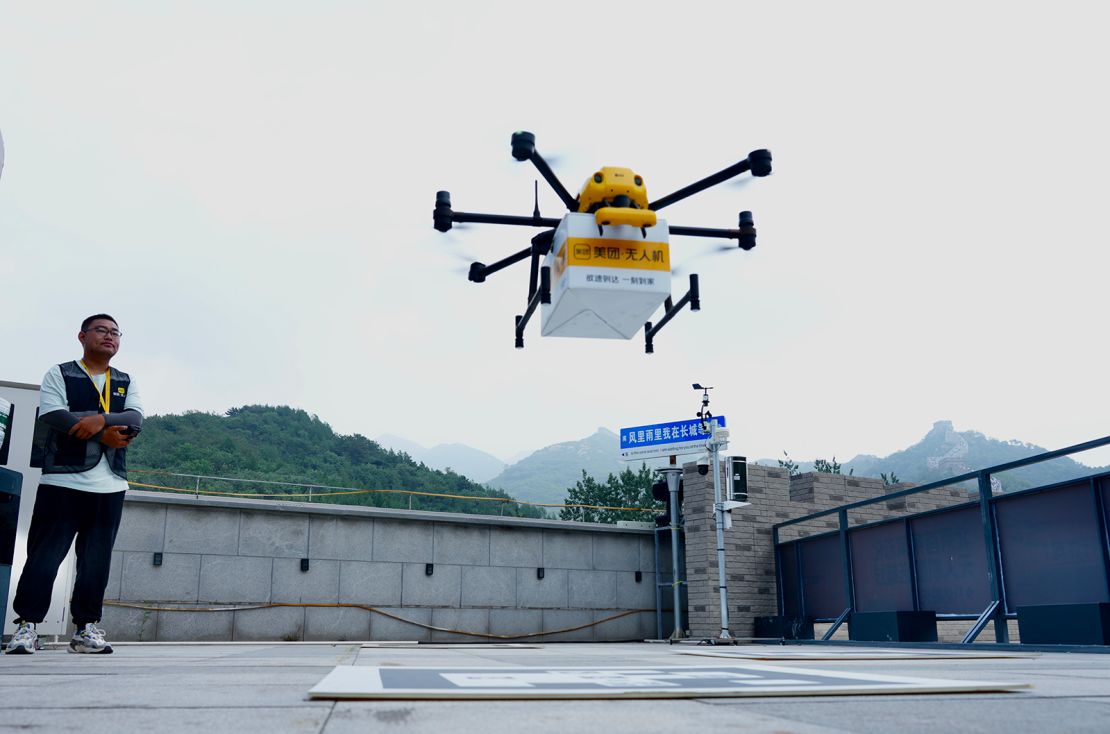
126,405,544,518
813,456,853,475
778,451,800,477
559,465,662,524
881,472,901,486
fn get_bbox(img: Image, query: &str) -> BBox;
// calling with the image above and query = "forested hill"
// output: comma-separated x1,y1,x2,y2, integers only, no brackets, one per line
126,405,543,518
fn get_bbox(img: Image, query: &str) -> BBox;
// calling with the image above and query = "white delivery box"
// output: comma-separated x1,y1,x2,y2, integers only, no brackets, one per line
541,213,671,340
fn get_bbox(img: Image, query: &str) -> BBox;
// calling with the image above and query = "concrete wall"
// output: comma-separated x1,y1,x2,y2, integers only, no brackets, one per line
682,463,971,640
104,491,656,642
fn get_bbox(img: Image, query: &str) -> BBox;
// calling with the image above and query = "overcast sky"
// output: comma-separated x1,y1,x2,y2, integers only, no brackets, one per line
2,2,1107,468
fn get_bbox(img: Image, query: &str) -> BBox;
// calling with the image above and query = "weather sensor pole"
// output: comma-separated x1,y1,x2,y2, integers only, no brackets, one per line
657,461,685,640
695,383,732,640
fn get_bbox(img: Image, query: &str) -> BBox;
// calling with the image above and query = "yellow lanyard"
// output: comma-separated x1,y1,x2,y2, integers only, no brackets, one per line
79,360,111,413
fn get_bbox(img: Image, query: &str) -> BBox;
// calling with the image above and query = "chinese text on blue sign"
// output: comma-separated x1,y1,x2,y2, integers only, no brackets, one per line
618,416,726,461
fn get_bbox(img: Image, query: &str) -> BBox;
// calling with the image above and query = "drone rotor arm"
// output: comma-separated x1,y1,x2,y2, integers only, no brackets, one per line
649,149,772,211
529,152,578,211
511,131,578,211
668,225,740,239
468,245,533,283
670,211,758,249
450,211,562,229
434,189,561,231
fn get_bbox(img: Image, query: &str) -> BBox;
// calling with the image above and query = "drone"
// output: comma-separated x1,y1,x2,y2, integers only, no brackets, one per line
433,131,772,352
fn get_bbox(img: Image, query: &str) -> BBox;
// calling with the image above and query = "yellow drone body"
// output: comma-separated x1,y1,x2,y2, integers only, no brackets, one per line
577,166,658,230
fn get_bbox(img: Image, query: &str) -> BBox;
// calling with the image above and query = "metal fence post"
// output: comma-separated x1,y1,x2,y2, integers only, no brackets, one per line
772,526,783,616
1092,477,1110,594
839,509,855,612
977,471,1009,642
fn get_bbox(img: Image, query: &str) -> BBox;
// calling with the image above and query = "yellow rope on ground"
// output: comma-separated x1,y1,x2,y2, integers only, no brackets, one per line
103,600,649,640
127,475,660,514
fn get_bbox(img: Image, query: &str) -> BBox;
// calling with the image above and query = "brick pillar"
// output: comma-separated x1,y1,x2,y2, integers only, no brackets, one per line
682,462,791,638
682,462,969,639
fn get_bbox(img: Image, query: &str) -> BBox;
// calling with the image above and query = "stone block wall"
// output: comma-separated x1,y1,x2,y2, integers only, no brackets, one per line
682,463,972,639
103,491,656,642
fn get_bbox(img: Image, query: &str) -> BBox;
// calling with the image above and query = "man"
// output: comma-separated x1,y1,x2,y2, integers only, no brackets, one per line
5,314,143,654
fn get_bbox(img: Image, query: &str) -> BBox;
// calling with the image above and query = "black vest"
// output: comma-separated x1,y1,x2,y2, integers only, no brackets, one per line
37,361,132,479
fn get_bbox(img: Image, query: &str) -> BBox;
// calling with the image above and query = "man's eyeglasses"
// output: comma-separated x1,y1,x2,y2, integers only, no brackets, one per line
85,326,123,338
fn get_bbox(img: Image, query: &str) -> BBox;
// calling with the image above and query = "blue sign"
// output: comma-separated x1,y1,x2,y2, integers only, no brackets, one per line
619,416,726,460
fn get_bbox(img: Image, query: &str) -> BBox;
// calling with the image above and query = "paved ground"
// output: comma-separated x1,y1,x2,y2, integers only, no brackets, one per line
2,641,1108,733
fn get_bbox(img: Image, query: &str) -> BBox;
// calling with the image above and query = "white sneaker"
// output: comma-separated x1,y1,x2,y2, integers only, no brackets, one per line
68,623,113,654
5,621,40,654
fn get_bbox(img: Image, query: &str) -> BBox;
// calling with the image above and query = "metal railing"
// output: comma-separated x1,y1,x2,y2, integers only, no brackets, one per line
127,468,661,519
772,435,1110,643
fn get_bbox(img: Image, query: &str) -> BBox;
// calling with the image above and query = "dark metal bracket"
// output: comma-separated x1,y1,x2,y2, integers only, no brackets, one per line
644,274,700,354
962,600,1002,644
822,607,852,641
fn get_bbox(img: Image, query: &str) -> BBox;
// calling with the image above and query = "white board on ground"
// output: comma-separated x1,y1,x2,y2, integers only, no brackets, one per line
361,643,541,649
682,647,1040,661
308,664,1029,700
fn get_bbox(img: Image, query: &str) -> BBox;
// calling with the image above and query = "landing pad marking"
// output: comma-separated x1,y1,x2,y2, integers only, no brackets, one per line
308,663,1028,700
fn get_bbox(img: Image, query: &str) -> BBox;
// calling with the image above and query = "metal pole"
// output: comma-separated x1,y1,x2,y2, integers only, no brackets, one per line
838,509,855,611
194,476,200,500
659,467,685,639
710,438,731,639
977,471,1009,642
654,525,664,640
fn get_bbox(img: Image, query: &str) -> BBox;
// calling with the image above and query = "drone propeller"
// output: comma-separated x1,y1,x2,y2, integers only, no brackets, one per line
671,244,735,276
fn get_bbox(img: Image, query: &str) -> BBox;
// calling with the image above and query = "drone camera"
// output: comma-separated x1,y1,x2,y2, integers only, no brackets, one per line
511,131,536,161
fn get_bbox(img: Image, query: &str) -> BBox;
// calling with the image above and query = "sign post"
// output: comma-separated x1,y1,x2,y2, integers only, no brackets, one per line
619,415,726,641
706,421,732,640
658,465,684,640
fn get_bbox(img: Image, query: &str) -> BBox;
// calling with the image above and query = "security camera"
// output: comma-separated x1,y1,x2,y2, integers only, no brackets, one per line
697,455,711,476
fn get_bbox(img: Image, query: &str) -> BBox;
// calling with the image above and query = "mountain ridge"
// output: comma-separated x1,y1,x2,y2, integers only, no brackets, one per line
758,420,1106,492
374,434,507,483
484,427,628,506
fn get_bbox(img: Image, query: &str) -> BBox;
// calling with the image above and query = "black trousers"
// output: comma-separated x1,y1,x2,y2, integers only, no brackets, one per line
12,483,125,627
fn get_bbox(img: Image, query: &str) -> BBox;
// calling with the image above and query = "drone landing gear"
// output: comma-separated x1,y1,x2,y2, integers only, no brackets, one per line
514,265,551,349
644,274,700,354
514,231,555,348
